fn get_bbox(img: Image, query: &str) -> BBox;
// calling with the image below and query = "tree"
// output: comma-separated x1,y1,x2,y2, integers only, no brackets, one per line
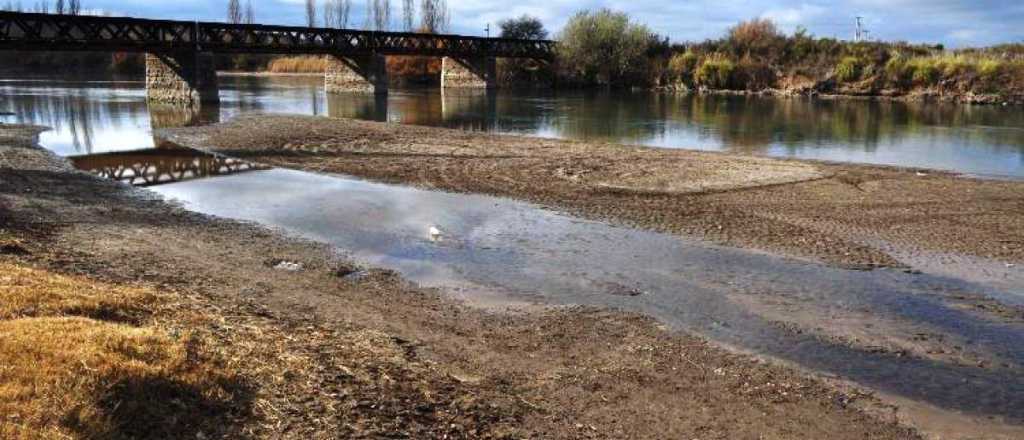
557,9,655,85
244,0,255,24
55,0,64,14
227,0,242,24
726,18,785,59
419,0,448,33
335,0,350,28
322,0,335,27
68,0,80,15
498,15,547,40
365,0,390,31
305,0,316,28
401,0,414,31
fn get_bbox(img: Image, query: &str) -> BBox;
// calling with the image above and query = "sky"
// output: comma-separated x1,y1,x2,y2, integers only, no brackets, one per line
56,0,1024,47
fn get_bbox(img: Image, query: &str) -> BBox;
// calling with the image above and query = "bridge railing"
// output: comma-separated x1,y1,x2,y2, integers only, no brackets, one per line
0,11,555,59
0,11,197,52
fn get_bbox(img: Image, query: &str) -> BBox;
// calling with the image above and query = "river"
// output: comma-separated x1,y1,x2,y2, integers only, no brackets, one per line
2,75,1023,178
5,74,1024,433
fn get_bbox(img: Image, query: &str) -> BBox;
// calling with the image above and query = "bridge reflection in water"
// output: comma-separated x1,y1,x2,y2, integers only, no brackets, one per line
70,146,266,187
326,89,499,131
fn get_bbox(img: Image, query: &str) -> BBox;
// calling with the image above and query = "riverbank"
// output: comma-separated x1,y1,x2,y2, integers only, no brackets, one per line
0,125,929,437
661,84,1024,106
163,114,1024,271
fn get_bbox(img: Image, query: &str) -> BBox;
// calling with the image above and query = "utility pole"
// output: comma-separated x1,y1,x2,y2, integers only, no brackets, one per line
485,23,490,38
855,16,866,42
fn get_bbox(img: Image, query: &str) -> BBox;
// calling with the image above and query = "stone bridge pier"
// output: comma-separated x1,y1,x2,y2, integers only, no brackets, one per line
441,57,497,90
145,51,220,107
325,55,389,94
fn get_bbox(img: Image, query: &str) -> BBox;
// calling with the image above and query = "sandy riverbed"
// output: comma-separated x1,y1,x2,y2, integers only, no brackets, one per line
0,123,934,437
163,114,1024,271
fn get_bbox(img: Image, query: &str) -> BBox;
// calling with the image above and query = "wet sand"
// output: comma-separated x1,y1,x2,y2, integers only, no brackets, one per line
151,114,1024,438
0,124,933,437
162,114,1024,271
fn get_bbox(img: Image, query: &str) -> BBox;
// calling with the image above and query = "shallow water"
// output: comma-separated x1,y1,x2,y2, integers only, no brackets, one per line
11,74,1024,426
147,166,1024,423
1,75,1023,177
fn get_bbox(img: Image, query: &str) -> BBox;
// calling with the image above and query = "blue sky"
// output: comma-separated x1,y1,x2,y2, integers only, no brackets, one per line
70,0,1024,47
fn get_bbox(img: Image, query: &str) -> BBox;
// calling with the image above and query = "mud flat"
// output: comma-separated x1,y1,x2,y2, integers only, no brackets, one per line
0,124,936,437
163,114,1024,271
150,114,1024,439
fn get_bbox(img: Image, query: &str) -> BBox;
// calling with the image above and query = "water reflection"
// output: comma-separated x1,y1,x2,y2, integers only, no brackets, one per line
1,76,1022,176
149,103,221,129
326,92,388,121
150,168,1024,422
70,144,265,187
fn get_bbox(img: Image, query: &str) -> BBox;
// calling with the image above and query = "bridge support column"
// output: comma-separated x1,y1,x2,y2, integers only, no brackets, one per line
145,52,219,106
441,57,497,90
325,55,389,94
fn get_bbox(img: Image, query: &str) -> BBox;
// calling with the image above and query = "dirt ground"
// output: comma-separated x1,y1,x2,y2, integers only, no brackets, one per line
0,126,932,438
163,114,1024,270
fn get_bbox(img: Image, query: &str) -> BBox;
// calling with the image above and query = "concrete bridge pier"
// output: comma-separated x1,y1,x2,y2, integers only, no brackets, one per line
441,57,497,90
145,51,220,107
325,55,389,94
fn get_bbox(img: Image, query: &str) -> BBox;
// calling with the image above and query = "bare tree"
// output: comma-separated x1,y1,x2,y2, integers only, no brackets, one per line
366,0,390,31
33,1,47,13
336,0,350,28
54,0,64,14
419,0,448,33
304,0,316,28
227,0,242,23
67,0,80,15
244,0,255,24
322,0,335,27
401,0,414,31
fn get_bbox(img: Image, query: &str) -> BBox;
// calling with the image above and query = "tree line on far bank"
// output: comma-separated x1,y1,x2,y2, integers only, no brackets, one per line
2,1,1021,100
551,10,1023,99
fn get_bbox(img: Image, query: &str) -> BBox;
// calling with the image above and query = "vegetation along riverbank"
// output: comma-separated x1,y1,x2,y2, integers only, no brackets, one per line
3,3,1021,103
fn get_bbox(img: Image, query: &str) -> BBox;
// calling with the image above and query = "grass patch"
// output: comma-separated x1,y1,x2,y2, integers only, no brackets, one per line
835,57,863,83
266,55,329,73
0,263,158,322
0,263,248,439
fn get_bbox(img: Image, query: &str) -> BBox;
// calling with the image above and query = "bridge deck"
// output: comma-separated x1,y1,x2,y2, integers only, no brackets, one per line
0,12,554,59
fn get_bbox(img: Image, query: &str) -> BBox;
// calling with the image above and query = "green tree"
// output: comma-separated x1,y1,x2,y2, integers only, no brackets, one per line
498,15,547,40
556,9,654,85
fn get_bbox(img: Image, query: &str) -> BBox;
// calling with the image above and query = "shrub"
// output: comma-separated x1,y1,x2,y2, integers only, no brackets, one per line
936,55,973,77
733,57,776,90
727,18,785,59
884,54,912,85
835,57,863,82
267,56,329,73
557,9,656,85
908,59,940,85
978,59,1004,78
695,54,735,89
667,51,699,84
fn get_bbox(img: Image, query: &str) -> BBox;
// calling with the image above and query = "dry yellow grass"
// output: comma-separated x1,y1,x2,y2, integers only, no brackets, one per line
0,318,237,439
266,55,329,73
0,263,240,439
0,262,158,321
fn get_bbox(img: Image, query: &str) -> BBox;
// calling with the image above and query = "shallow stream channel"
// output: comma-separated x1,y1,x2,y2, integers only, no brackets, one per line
82,146,1024,428
8,76,1024,432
